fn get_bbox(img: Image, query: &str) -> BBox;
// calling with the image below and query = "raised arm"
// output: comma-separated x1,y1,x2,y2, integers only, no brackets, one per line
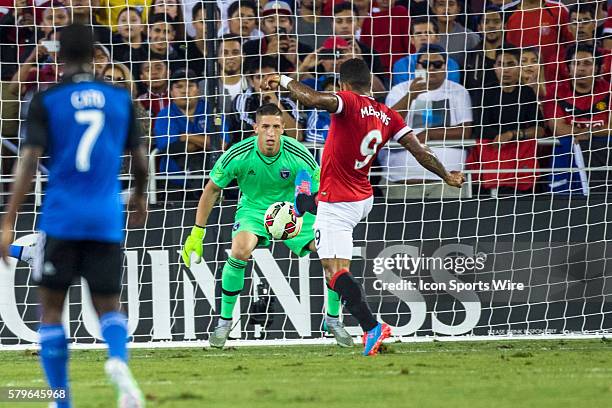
398,132,465,188
263,74,339,113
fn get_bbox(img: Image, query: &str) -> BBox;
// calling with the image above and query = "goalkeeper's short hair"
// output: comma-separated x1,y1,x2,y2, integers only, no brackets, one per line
256,103,283,120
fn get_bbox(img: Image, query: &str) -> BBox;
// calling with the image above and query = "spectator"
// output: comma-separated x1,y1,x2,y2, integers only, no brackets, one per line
463,6,503,106
379,44,472,199
99,0,151,32
39,4,69,37
101,62,152,155
93,42,111,78
154,69,214,186
147,13,186,72
520,47,550,101
198,35,248,149
504,0,573,64
147,0,188,42
392,16,461,87
430,0,480,68
243,1,313,73
544,44,612,194
297,36,351,85
604,4,612,50
220,0,262,40
186,2,206,76
10,32,61,140
360,0,410,72
137,57,170,121
468,48,544,194
14,31,61,96
0,1,38,80
68,0,113,45
295,0,333,49
551,3,611,81
331,3,386,91
112,7,148,77
216,35,247,103
226,56,301,143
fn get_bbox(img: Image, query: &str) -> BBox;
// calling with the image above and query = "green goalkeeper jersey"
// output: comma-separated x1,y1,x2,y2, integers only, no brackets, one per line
210,136,320,211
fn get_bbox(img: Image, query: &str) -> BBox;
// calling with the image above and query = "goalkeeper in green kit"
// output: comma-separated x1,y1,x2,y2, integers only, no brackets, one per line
181,103,353,348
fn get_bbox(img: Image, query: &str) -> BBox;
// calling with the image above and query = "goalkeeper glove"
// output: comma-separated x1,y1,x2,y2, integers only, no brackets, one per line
181,225,206,267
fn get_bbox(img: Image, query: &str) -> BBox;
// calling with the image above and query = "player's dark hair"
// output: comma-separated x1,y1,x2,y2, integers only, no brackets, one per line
149,13,174,25
218,34,242,50
333,1,358,16
245,56,278,74
568,2,596,19
495,47,521,62
476,5,501,26
256,103,283,119
410,16,438,34
417,43,448,62
228,0,258,19
339,58,371,90
59,24,93,64
192,1,204,19
565,44,601,72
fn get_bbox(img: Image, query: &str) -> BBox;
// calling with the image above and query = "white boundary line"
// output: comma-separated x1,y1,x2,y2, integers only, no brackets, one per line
0,333,609,352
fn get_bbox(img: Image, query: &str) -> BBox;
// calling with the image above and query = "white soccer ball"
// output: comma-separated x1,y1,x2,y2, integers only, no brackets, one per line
264,201,303,240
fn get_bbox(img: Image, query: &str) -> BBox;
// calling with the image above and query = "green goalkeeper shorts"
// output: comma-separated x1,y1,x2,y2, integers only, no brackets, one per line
232,206,316,257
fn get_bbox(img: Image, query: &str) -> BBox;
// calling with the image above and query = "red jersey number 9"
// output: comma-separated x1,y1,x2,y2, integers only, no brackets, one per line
354,129,383,170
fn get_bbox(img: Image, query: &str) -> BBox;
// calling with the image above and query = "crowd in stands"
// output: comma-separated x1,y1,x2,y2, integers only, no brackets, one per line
0,0,611,198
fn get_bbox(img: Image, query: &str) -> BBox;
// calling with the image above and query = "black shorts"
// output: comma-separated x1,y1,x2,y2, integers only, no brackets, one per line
34,235,123,295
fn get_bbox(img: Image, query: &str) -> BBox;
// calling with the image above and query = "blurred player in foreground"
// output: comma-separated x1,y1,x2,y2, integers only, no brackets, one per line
181,103,354,348
264,58,465,355
0,24,148,408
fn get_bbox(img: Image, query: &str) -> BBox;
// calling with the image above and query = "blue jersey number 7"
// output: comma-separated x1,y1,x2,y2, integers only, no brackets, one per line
74,110,105,172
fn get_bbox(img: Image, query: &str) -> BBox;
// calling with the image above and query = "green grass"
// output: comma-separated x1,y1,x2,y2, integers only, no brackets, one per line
2,339,612,407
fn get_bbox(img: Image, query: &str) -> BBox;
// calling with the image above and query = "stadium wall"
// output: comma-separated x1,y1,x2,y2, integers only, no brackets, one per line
0,196,611,347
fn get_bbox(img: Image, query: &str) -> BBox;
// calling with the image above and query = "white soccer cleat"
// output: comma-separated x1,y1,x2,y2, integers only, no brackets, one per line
325,317,354,348
104,358,145,408
209,319,232,348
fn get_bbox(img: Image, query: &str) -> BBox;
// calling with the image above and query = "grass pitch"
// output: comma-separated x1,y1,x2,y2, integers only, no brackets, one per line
1,339,612,407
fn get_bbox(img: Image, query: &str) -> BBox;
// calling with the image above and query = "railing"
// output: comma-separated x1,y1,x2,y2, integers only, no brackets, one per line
4,136,610,205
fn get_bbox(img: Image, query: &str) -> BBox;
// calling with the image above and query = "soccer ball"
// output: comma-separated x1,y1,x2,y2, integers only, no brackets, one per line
264,201,303,240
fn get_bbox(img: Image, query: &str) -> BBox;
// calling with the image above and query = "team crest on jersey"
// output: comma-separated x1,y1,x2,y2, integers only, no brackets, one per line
232,222,240,231
596,101,607,111
280,168,290,179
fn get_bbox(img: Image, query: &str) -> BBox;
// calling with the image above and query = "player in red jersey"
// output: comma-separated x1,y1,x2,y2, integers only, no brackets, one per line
264,58,464,355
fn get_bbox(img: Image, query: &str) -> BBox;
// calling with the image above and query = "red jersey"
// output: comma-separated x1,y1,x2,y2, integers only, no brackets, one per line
543,79,611,129
319,91,412,203
360,5,410,71
505,1,573,61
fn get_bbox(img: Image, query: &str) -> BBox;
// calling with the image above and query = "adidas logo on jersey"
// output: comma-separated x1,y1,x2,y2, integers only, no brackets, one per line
248,169,256,175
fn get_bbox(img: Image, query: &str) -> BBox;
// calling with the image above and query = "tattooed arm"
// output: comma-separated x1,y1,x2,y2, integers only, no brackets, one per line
263,74,339,113
398,132,465,188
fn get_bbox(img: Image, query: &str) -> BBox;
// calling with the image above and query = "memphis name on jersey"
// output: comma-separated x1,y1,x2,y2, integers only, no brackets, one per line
360,105,391,126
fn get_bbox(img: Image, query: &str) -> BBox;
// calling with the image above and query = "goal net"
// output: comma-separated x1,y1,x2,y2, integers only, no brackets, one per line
0,0,611,348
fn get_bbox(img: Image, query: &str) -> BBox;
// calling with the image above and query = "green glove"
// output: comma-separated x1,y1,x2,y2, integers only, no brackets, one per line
181,225,206,267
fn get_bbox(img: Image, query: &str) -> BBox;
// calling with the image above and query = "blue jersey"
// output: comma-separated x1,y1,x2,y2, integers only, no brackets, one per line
24,73,141,242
